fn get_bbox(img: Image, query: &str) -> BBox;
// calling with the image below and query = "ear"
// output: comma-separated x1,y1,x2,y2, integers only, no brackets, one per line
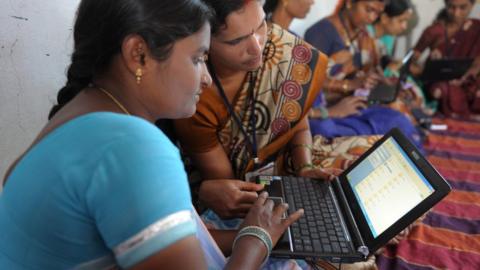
380,13,389,25
120,35,151,77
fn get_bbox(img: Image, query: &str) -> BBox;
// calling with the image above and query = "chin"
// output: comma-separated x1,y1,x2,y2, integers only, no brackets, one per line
182,106,197,119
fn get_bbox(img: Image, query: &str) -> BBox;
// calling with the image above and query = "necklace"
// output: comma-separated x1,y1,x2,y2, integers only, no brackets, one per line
339,11,357,49
98,87,131,115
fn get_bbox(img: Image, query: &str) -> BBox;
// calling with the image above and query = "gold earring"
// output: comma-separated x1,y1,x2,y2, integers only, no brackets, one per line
283,0,288,8
136,68,143,84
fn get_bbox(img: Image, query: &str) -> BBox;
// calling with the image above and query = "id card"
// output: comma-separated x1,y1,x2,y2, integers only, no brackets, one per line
354,88,370,97
245,162,275,182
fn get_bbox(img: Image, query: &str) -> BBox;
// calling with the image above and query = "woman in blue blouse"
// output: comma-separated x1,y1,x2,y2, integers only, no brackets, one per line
304,0,421,148
0,0,303,269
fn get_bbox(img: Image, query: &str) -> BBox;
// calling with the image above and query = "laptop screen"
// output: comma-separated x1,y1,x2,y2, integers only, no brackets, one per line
345,137,434,238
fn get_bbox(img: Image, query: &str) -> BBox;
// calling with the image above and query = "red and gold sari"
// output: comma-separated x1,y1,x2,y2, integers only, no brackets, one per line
414,18,480,117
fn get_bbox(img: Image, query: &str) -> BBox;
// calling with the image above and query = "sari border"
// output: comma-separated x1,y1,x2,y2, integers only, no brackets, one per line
113,210,193,257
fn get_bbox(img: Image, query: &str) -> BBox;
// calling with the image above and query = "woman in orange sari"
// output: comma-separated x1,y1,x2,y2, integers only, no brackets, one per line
174,0,330,220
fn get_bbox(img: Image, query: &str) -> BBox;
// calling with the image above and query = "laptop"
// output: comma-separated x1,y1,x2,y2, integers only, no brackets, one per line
257,128,451,263
365,50,414,105
421,58,473,82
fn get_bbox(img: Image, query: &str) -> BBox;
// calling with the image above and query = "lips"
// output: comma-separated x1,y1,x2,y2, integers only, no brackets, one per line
245,56,262,66
194,89,202,100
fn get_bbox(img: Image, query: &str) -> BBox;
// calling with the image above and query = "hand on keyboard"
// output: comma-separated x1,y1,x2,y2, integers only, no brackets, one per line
297,166,342,181
241,192,304,249
198,179,264,219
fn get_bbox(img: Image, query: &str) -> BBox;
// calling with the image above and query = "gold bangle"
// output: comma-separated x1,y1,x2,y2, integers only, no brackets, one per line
342,81,349,93
295,163,314,174
291,143,313,151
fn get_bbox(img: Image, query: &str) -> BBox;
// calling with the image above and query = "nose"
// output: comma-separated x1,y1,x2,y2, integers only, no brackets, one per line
453,8,463,19
367,13,379,24
246,33,262,56
201,64,212,87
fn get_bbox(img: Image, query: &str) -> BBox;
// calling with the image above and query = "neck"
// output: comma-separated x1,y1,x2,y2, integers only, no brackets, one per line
209,57,248,85
271,7,294,29
373,22,384,38
208,57,249,100
447,19,465,29
93,74,156,123
341,9,360,35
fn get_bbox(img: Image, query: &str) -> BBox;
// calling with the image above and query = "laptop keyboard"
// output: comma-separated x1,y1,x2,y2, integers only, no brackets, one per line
282,176,352,254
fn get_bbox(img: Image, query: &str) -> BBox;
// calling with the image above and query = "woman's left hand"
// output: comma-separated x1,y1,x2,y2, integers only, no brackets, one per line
297,166,342,181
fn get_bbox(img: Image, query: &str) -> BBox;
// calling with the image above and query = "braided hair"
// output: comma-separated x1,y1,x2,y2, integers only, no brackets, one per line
49,0,212,119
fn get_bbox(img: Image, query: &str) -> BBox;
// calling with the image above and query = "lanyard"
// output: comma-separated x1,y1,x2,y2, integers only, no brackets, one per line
207,61,259,166
339,11,363,68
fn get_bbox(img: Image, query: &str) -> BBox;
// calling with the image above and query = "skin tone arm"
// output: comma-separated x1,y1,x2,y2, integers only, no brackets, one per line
191,120,335,219
461,55,480,80
208,230,237,256
191,146,264,219
310,96,368,119
289,118,341,180
289,118,314,172
132,192,304,270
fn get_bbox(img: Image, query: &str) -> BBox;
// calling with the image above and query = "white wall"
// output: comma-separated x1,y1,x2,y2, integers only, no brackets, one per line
0,0,479,190
0,0,79,188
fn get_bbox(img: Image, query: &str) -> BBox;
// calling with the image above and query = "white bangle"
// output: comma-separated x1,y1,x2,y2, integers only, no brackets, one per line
232,226,273,265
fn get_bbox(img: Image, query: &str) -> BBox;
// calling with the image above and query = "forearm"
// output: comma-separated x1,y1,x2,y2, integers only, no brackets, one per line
324,78,352,94
190,146,235,179
471,56,480,77
289,118,313,173
209,229,237,256
225,236,267,270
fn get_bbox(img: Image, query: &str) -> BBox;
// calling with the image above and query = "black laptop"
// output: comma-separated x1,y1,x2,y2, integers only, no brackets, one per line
421,58,473,82
258,128,451,263
367,50,414,105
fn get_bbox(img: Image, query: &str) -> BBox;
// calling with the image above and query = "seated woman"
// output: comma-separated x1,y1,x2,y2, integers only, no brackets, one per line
175,0,331,220
367,0,413,64
412,0,480,119
174,1,332,268
367,0,430,112
0,0,303,269
304,0,421,147
263,0,315,33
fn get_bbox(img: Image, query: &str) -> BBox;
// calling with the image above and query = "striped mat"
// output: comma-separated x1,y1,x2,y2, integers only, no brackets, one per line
376,118,480,270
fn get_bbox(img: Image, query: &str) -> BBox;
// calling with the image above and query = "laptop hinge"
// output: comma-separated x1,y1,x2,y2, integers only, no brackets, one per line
332,177,368,257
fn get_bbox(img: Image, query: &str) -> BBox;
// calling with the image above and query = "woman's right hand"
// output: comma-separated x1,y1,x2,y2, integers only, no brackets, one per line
328,96,367,118
240,192,304,247
199,179,264,219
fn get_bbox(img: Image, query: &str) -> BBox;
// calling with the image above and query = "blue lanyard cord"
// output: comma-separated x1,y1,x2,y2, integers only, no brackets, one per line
207,61,259,163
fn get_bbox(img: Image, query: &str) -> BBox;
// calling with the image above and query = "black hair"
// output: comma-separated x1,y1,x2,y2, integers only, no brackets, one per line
263,0,279,16
201,0,263,35
384,0,411,17
335,0,386,14
48,0,212,119
436,0,475,22
444,0,475,4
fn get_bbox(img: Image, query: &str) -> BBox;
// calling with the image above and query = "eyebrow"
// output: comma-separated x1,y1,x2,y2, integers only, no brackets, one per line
222,16,266,44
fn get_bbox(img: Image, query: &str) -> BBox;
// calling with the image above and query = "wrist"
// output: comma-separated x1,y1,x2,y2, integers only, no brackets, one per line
319,106,329,119
342,81,350,93
295,162,314,175
232,226,272,266
291,143,313,151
